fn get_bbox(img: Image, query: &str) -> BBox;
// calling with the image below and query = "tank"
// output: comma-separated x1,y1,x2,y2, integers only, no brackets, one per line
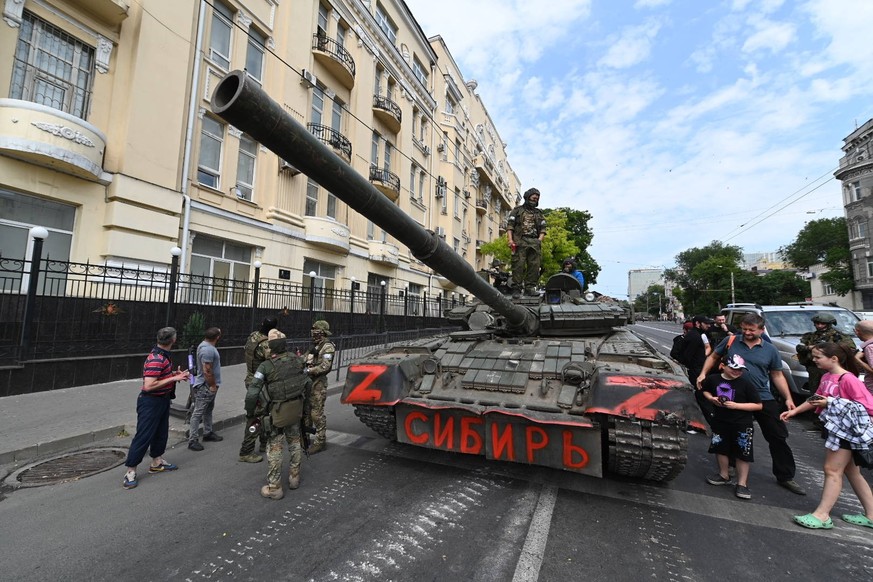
211,71,706,482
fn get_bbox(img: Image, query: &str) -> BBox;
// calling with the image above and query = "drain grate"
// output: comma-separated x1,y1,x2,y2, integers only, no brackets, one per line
8,448,128,488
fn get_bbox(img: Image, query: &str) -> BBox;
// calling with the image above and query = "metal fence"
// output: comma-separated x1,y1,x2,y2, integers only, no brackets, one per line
0,251,463,363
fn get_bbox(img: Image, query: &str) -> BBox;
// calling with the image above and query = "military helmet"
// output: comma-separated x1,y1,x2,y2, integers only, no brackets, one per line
492,258,502,268
811,313,837,325
523,187,540,201
311,320,332,336
562,258,576,269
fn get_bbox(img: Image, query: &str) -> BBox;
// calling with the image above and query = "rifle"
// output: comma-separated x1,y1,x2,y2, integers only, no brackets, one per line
300,414,316,457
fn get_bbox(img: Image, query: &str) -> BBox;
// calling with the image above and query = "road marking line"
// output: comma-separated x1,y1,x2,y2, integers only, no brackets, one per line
512,484,557,582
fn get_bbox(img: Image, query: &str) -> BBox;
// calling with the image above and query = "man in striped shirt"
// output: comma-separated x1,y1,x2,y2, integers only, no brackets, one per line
122,327,190,490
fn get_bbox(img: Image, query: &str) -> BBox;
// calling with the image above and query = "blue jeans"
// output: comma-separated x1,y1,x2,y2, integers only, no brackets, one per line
125,393,171,468
188,385,216,443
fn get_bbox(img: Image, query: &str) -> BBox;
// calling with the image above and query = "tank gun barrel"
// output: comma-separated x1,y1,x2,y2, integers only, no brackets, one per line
211,71,538,335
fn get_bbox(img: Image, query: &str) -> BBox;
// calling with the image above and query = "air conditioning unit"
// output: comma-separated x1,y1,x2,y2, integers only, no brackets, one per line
301,69,317,88
422,145,431,156
279,160,301,176
435,226,446,238
436,143,445,152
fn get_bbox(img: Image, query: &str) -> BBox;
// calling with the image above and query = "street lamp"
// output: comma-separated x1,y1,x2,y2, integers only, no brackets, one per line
166,246,182,327
350,276,357,316
308,270,317,320
20,227,49,357
250,260,262,330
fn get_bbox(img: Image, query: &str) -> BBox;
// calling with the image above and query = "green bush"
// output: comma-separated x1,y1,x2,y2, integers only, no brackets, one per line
180,311,205,349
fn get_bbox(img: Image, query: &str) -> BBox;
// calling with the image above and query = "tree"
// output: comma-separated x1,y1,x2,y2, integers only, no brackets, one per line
665,241,743,315
780,217,853,296
633,284,665,319
546,207,600,284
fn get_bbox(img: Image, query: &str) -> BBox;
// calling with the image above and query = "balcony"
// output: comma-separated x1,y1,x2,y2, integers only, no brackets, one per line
312,34,355,90
368,240,400,265
369,164,401,201
302,215,350,253
473,153,499,192
475,197,487,215
307,123,351,163
372,95,402,134
0,99,111,184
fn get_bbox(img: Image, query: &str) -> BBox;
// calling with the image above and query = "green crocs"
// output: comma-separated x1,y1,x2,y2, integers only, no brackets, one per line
841,514,873,529
793,514,833,530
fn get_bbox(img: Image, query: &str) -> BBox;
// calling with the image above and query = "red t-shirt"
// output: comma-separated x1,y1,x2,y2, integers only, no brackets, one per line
142,347,174,397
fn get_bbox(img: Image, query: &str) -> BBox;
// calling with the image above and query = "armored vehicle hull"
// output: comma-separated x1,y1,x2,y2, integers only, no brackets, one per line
211,71,706,482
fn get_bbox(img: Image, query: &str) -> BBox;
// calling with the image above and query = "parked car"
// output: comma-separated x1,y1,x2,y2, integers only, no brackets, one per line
720,303,861,399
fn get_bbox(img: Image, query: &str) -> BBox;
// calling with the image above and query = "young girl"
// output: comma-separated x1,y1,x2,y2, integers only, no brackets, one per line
781,342,873,530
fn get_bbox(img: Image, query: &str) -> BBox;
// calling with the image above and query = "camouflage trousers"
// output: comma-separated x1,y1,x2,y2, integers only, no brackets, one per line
309,376,327,446
806,366,824,393
511,237,541,291
266,423,302,487
239,402,268,456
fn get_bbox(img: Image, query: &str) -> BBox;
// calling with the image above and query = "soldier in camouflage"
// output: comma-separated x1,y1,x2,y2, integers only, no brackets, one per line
795,313,857,392
304,319,335,454
238,317,277,462
246,330,312,500
506,188,547,298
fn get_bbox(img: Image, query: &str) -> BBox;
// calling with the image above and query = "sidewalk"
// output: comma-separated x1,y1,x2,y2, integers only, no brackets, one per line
0,363,344,469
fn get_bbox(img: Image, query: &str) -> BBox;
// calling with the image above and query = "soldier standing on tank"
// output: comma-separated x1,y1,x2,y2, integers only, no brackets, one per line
304,319,335,454
238,317,277,463
506,188,547,298
795,313,856,392
246,330,312,499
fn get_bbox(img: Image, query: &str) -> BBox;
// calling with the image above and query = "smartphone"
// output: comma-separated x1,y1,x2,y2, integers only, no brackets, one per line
807,395,825,404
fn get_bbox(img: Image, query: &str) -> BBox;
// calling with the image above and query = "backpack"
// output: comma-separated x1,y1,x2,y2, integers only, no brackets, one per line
670,334,688,364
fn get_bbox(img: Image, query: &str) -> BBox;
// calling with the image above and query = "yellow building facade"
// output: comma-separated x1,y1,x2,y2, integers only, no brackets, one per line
0,0,520,303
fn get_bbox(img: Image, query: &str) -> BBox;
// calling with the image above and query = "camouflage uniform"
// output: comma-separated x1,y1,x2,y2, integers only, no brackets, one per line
507,188,547,295
246,338,311,497
239,329,271,457
796,314,856,392
305,320,335,452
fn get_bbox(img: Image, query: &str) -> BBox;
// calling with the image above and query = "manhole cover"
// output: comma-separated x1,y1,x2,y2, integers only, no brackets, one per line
5,448,127,488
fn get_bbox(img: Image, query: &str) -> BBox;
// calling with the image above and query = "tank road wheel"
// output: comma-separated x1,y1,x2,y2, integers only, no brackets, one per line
604,417,688,482
353,405,397,441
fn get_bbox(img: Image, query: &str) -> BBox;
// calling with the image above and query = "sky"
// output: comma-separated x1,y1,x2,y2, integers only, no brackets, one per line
403,0,873,300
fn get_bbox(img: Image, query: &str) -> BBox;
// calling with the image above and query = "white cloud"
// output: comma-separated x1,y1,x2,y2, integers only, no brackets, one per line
598,21,662,69
634,0,672,8
741,19,796,53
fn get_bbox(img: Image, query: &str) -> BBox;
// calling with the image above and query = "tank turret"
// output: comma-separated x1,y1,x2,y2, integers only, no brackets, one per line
211,71,704,482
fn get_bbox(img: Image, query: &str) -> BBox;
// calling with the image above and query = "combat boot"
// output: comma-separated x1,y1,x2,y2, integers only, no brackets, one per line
308,441,326,455
238,454,263,463
260,484,284,500
289,469,300,490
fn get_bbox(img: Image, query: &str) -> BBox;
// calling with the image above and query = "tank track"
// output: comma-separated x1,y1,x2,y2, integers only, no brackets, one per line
605,417,688,482
353,405,397,441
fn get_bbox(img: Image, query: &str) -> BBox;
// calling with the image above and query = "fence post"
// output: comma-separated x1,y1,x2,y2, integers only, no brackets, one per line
308,270,317,325
20,227,48,358
403,283,408,328
379,280,386,333
250,261,262,331
350,277,357,316
422,291,428,326
166,246,181,327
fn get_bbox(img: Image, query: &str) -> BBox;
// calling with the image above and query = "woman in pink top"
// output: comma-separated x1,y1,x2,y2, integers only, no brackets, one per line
782,342,873,530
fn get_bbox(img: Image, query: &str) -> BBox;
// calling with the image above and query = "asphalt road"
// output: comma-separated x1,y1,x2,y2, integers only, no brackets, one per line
2,326,873,581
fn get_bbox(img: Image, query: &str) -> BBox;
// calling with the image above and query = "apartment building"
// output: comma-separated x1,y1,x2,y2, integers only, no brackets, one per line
835,118,873,309
0,0,520,305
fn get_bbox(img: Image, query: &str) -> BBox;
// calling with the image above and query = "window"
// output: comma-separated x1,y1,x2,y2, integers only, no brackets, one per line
375,3,397,45
198,116,224,188
374,66,383,96
823,282,835,296
209,2,233,69
306,179,318,216
367,273,390,314
853,220,869,240
418,171,426,204
409,164,417,199
303,258,337,311
337,23,347,49
235,134,257,201
454,189,460,218
867,259,873,278
327,190,337,219
317,4,329,37
384,142,392,170
420,117,428,142
0,189,74,293
453,237,460,253
11,12,95,119
445,96,455,115
367,220,375,240
412,56,428,87
412,106,419,137
331,97,344,133
853,181,863,202
371,132,380,165
245,28,266,83
189,234,251,305
311,86,325,125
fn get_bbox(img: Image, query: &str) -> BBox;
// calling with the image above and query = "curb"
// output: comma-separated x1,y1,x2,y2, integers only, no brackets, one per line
0,425,126,468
